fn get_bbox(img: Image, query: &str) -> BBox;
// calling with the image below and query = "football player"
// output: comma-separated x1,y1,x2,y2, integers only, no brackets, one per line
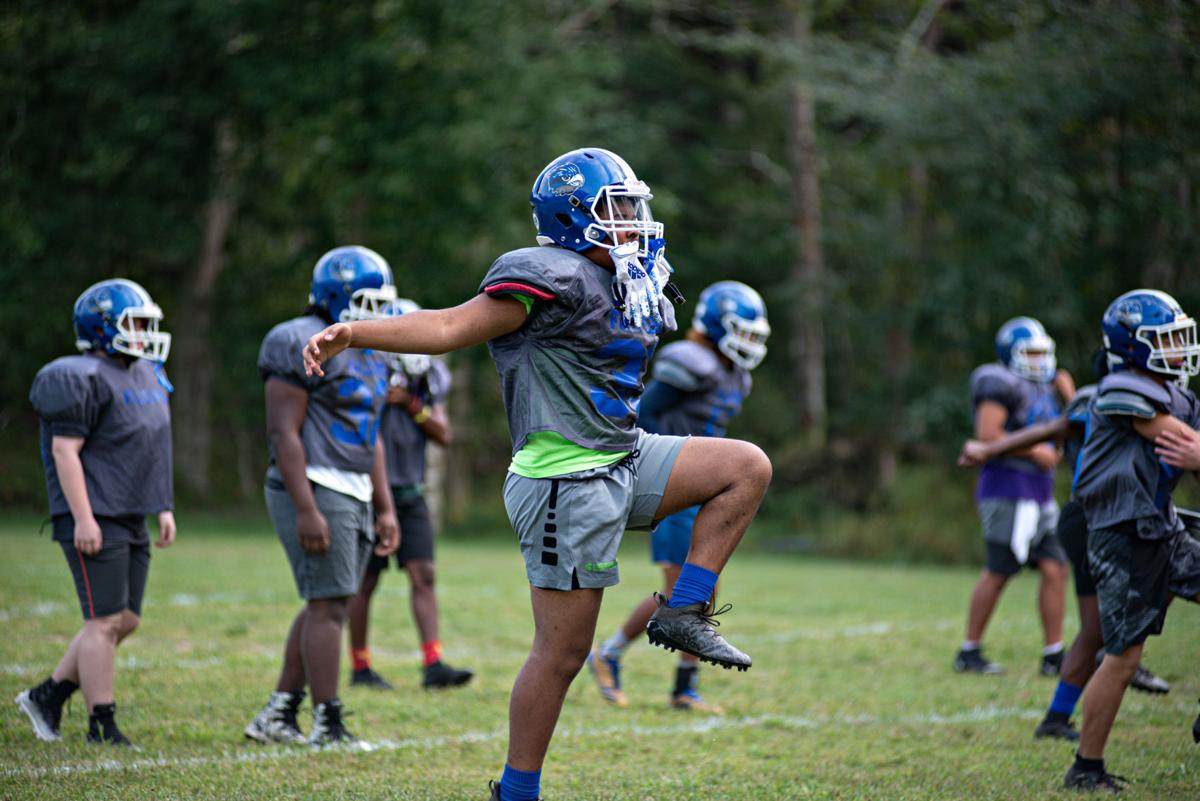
16,279,176,747
958,350,1169,744
588,280,768,714
954,317,1073,676
303,148,771,801
347,299,473,690
1062,289,1200,791
243,247,399,747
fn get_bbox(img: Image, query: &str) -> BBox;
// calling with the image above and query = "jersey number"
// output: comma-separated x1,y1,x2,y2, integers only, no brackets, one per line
591,340,654,419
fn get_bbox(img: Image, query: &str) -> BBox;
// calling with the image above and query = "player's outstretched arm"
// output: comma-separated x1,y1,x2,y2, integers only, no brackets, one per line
958,417,1072,467
303,294,527,377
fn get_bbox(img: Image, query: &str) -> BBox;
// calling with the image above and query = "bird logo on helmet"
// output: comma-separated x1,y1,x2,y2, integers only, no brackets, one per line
1102,289,1200,384
995,317,1056,383
692,281,771,370
309,246,396,322
73,278,172,363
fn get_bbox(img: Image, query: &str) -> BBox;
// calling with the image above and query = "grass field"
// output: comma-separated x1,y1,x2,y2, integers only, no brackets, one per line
1,515,1196,800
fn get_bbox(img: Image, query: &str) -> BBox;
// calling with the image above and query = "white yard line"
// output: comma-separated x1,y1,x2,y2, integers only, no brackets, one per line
2,706,1039,781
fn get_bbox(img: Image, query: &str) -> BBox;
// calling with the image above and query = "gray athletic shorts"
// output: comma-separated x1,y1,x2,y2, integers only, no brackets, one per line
265,469,374,601
502,430,688,591
978,497,1066,575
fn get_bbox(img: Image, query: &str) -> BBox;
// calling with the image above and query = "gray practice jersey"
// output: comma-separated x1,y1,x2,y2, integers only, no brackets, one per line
480,246,667,453
381,359,450,488
258,315,390,474
30,353,173,521
970,362,1063,476
647,340,751,438
1074,372,1200,540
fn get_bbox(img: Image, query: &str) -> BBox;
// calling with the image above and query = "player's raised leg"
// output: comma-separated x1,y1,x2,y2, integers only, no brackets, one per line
645,436,771,670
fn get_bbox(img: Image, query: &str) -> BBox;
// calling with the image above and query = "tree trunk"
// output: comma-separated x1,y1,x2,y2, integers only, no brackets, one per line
786,0,827,447
172,118,238,497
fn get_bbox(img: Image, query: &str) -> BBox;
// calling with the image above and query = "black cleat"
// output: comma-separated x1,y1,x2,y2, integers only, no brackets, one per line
646,594,751,671
350,667,394,690
1035,715,1080,741
486,779,538,801
309,699,357,747
1041,650,1064,676
14,677,70,742
953,647,1003,674
1192,698,1199,744
423,660,474,689
1063,764,1128,793
1129,665,1169,695
87,703,133,747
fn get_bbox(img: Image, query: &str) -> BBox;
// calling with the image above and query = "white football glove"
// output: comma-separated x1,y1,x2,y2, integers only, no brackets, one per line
611,240,664,331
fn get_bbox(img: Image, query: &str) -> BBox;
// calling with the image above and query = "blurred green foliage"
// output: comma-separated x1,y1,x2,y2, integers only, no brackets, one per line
2,1,1198,558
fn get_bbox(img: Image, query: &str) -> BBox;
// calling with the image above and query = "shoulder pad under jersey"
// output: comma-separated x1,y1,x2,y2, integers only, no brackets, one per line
29,356,106,433
1065,384,1097,423
1096,373,1170,418
479,247,584,307
970,362,1020,408
651,340,721,392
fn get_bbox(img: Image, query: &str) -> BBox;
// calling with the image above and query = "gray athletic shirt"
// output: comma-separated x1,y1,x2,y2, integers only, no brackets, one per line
1074,372,1200,540
480,246,666,454
30,353,173,519
381,359,450,488
258,315,390,475
648,340,751,438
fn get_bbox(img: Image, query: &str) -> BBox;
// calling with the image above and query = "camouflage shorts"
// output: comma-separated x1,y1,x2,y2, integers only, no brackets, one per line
1089,523,1200,655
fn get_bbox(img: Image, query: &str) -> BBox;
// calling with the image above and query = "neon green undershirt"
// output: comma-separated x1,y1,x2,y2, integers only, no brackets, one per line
500,292,631,478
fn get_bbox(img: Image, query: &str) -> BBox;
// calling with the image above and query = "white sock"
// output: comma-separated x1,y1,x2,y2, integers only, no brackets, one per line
601,631,630,658
961,640,981,651
1043,642,1065,656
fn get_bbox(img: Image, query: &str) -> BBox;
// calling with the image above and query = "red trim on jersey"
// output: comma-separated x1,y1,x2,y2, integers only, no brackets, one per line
484,282,556,301
76,548,96,619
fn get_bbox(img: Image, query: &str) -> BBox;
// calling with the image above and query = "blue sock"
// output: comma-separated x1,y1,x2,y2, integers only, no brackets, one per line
499,764,541,801
667,563,718,608
1048,680,1083,716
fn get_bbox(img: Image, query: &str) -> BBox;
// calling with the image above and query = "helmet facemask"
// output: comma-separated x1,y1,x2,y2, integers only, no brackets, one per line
342,284,398,321
109,304,171,363
1136,316,1200,380
581,182,663,260
718,313,770,370
1008,335,1056,383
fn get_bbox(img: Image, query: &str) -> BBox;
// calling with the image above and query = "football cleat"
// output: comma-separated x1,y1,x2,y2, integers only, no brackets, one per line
350,667,394,690
14,679,66,742
1193,698,1199,744
670,688,725,715
423,660,474,689
953,648,1004,675
86,703,133,748
1041,650,1064,676
1129,665,1169,695
244,690,307,745
1063,764,1128,793
586,647,627,707
309,699,357,747
1034,715,1080,741
646,594,751,671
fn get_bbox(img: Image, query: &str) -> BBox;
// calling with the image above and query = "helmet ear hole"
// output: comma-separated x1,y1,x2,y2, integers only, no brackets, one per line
554,213,573,229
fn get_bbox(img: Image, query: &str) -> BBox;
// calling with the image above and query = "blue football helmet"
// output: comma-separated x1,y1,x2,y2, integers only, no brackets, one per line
309,246,396,322
73,278,171,363
1102,289,1200,382
692,281,770,370
383,298,432,378
531,148,663,259
995,317,1056,382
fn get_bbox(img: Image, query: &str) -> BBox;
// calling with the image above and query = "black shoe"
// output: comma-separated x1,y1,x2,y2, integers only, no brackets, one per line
1192,698,1199,744
350,667,394,690
646,594,752,670
1129,664,1169,695
953,647,1003,674
1063,764,1128,793
86,703,133,747
1034,715,1080,741
423,660,473,689
14,677,72,742
309,699,357,746
1041,650,1064,676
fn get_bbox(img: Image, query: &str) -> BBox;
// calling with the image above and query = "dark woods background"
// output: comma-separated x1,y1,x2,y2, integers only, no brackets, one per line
3,1,1198,560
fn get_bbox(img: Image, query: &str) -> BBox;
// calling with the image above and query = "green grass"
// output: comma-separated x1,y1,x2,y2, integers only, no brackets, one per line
1,514,1196,800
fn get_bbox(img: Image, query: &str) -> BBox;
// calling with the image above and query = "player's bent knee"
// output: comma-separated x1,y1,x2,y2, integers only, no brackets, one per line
118,611,140,638
87,612,126,640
